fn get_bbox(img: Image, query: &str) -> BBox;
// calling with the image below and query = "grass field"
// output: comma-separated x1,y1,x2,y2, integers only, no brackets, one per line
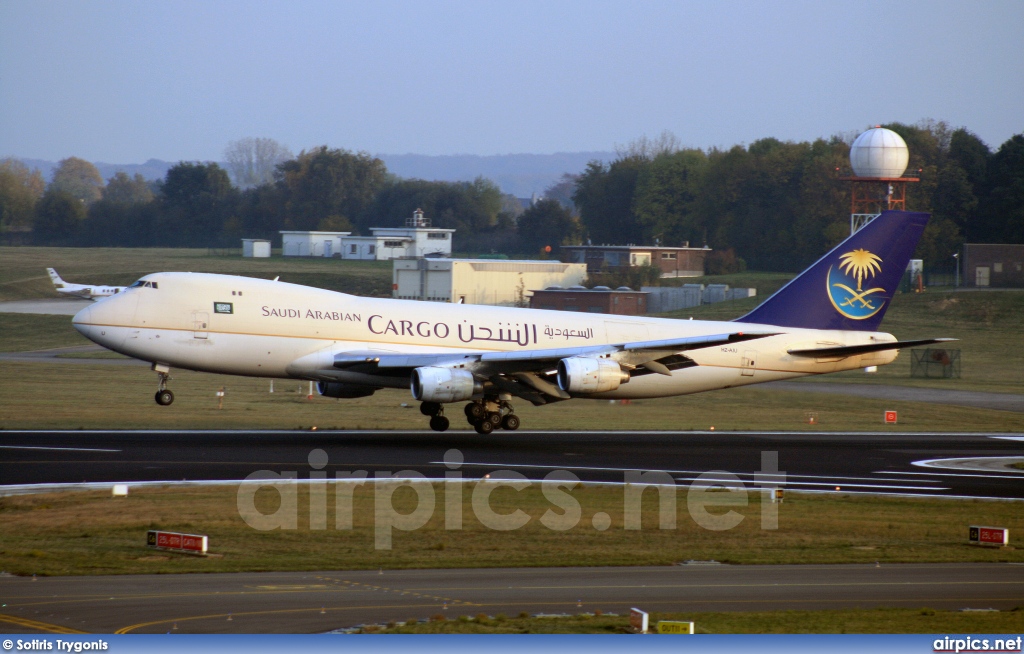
2,360,1022,431
367,608,1024,634
1,485,1022,577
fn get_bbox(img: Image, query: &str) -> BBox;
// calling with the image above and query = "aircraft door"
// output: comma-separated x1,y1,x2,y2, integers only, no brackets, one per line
741,349,757,376
192,311,209,339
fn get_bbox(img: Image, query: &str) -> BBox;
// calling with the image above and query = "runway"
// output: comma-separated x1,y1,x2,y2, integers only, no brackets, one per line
1,430,1022,499
2,563,1022,634
2,430,1022,634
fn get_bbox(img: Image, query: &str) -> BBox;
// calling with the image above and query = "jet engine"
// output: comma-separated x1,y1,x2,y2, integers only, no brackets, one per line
317,381,378,399
410,367,481,403
556,357,630,394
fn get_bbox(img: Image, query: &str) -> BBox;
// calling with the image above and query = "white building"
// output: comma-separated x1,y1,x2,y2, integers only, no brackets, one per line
280,210,454,260
241,239,271,258
279,231,350,257
394,258,588,306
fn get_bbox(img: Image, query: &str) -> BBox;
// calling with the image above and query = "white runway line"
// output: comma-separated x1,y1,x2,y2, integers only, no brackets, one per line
0,445,122,452
435,460,939,484
877,469,1024,480
672,476,947,491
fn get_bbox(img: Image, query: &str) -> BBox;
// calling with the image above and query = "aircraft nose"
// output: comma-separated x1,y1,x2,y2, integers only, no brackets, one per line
72,304,93,338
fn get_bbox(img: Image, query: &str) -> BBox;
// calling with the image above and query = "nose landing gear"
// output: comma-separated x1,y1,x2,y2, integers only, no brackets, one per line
153,365,174,406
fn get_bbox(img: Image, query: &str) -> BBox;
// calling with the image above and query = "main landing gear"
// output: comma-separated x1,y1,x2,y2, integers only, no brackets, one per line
419,397,521,433
153,365,174,406
464,397,519,434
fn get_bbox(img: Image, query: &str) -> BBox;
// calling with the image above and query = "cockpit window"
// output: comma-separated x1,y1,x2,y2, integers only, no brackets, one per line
129,280,145,288
129,280,158,289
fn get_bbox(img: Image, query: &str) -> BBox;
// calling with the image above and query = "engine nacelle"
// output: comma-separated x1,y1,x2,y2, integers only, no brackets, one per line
317,381,378,399
557,357,629,394
410,367,481,403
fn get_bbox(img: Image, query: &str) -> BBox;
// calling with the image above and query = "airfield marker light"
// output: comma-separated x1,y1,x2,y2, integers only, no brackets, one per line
311,426,317,431
835,486,841,491
710,426,715,431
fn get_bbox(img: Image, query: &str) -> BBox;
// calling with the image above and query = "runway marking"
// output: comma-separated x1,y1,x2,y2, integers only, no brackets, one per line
437,461,941,485
912,457,1024,474
672,476,947,491
991,436,1024,442
114,598,479,634
0,613,89,634
0,445,121,452
3,429,1020,436
876,470,1024,480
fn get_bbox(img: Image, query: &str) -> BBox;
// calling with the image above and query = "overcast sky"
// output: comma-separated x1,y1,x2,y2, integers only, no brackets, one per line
2,0,1022,163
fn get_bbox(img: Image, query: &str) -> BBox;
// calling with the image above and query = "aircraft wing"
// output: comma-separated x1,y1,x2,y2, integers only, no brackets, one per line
332,331,776,404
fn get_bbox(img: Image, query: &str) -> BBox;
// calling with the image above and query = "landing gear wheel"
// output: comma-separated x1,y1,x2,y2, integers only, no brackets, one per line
429,415,450,432
474,419,494,435
500,414,520,431
465,402,487,421
420,401,442,416
155,389,174,406
486,412,502,427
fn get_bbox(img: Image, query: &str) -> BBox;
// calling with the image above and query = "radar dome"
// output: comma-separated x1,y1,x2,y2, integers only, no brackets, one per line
850,127,909,178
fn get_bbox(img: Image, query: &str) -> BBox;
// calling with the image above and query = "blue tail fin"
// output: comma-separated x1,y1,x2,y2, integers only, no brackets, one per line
737,211,929,331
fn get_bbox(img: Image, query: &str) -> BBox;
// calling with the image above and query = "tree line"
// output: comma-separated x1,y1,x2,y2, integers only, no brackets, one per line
571,123,1023,271
1,122,1021,272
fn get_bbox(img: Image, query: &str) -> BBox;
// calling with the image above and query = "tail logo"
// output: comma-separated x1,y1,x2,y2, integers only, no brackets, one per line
827,248,886,320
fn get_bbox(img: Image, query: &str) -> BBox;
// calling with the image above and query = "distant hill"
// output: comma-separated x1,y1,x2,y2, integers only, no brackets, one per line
18,158,175,185
16,152,616,196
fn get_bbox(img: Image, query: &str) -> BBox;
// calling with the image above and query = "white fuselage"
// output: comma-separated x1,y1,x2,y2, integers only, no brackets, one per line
72,272,899,400
57,285,125,300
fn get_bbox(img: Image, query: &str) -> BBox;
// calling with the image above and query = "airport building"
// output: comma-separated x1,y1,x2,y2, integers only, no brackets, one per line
393,258,587,306
559,243,710,277
962,243,1024,287
280,210,454,260
241,239,271,258
529,286,648,315
279,230,349,257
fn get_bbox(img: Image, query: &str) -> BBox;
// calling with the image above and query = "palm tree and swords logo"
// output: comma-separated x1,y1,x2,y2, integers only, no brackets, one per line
827,249,887,319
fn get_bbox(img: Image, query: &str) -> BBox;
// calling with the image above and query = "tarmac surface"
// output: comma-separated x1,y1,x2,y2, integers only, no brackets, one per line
0,298,91,315
2,429,1022,499
2,563,1022,634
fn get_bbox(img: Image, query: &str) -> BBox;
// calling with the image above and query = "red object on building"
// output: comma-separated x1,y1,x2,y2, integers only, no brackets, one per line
884,410,898,424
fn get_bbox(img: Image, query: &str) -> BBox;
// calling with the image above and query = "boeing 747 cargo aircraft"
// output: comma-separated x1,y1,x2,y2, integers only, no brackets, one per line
72,211,951,432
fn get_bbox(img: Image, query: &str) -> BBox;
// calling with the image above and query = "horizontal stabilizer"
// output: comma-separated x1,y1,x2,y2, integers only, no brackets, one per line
788,338,957,358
